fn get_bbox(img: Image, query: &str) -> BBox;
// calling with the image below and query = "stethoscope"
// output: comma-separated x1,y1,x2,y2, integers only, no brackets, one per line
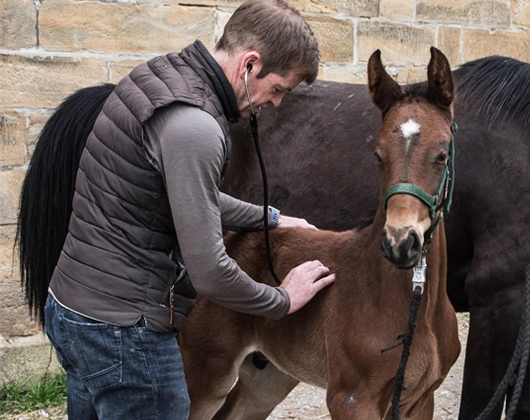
244,64,281,285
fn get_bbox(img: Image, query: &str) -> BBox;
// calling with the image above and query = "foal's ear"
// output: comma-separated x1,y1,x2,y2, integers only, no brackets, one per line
368,50,404,114
426,47,454,110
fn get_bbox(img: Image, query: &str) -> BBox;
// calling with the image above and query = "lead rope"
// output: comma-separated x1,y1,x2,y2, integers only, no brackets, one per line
391,289,423,420
475,264,530,420
379,236,436,417
249,112,282,286
381,252,426,419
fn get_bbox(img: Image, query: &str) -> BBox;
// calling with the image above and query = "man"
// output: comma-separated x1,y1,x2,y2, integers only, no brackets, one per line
44,0,335,418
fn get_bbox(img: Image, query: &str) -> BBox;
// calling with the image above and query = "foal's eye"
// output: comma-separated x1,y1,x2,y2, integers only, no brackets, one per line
436,152,449,165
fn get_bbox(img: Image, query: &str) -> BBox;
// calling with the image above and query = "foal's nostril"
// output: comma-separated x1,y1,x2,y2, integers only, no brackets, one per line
404,230,422,261
381,229,392,259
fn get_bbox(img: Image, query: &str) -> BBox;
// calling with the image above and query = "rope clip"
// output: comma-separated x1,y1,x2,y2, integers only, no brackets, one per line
412,252,427,294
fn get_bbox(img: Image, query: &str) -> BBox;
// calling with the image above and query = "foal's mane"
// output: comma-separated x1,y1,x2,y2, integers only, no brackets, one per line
453,56,530,127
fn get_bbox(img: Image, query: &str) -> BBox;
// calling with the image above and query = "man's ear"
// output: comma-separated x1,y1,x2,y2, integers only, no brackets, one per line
239,51,261,79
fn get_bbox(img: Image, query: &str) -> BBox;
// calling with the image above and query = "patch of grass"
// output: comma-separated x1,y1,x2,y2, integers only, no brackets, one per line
0,373,66,416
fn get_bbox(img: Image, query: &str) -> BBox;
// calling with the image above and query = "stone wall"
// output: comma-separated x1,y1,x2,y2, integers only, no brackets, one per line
1,0,530,383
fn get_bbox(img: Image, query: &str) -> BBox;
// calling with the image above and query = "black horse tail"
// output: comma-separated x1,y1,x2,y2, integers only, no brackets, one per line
16,83,116,326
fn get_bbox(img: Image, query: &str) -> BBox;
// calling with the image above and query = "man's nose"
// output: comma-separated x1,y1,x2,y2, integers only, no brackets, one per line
270,94,284,108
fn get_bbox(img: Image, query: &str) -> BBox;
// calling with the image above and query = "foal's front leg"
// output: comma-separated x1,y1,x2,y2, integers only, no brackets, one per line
405,393,434,420
326,386,389,420
325,350,391,420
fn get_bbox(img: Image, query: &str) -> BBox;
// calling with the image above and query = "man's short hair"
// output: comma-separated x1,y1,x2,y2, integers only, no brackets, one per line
215,0,320,84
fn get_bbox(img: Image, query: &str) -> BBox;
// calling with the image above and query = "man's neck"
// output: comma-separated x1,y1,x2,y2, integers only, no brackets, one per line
210,49,241,91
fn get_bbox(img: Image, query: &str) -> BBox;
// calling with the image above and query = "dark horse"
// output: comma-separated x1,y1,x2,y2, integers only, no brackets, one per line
17,50,530,418
181,46,461,419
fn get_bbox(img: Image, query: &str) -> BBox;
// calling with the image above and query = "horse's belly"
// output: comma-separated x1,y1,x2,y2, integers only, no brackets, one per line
266,352,329,389
258,332,329,388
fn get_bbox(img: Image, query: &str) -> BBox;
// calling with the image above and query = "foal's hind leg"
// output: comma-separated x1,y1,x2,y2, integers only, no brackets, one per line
180,301,253,420
212,353,299,420
182,339,245,420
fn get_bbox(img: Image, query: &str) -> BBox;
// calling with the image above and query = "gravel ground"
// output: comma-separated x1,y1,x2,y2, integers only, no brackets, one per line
5,314,470,420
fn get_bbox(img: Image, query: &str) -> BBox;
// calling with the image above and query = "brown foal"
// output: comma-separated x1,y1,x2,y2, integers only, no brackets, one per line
180,47,461,420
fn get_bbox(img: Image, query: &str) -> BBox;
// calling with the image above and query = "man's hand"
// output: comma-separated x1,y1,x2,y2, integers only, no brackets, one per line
279,260,335,314
277,215,317,230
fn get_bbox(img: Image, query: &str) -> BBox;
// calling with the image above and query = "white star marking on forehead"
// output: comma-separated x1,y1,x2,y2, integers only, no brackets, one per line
401,119,421,138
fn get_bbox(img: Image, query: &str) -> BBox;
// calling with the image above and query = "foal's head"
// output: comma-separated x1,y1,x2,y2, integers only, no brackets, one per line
367,47,454,268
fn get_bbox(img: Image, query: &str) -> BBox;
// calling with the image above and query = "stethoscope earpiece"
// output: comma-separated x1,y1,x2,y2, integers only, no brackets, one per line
244,66,254,115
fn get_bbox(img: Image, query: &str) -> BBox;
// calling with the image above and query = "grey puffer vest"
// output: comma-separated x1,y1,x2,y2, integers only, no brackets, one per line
49,41,241,332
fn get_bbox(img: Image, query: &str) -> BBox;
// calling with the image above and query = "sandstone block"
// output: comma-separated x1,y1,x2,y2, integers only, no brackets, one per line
438,27,462,67
0,225,18,282
285,0,337,13
39,1,216,54
396,69,410,85
0,54,108,108
0,169,25,225
292,0,379,16
27,112,53,161
152,0,242,6
317,66,325,80
397,68,431,85
111,60,148,84
357,22,435,66
167,0,379,15
381,0,414,21
0,282,41,338
0,333,61,385
463,29,530,63
304,16,353,63
215,10,233,43
417,0,511,27
513,0,530,28
0,0,36,49
0,112,26,167
323,64,368,84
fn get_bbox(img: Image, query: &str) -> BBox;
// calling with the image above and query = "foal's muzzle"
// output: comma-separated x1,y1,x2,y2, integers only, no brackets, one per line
381,227,423,268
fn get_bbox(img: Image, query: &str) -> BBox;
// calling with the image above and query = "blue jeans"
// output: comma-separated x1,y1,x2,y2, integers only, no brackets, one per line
45,294,190,419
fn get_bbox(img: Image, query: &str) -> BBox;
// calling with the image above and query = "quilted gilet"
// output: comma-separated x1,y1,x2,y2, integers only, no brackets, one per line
49,41,240,332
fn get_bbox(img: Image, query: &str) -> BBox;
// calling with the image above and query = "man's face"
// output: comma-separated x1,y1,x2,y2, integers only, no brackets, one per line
238,70,303,118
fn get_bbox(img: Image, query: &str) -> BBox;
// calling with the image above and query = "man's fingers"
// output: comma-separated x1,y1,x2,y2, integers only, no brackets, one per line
280,262,335,314
313,273,335,288
294,260,332,283
310,262,330,278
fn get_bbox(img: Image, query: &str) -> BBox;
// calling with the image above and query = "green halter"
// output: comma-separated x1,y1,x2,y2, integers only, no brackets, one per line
382,122,457,244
